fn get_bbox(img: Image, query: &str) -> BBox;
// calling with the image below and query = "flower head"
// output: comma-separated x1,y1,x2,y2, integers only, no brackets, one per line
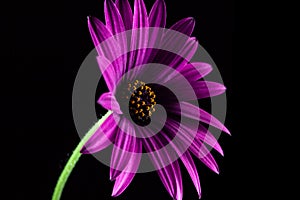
81,0,230,199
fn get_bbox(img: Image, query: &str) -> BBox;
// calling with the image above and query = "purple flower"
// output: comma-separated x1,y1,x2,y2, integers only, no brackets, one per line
81,0,230,199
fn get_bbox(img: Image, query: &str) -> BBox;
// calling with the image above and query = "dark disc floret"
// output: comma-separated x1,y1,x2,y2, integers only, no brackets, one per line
124,80,156,126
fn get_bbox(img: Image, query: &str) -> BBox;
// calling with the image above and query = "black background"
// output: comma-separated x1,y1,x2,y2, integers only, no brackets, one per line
3,0,246,199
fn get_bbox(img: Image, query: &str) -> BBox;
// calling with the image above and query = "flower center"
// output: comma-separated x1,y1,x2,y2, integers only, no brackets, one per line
126,80,156,126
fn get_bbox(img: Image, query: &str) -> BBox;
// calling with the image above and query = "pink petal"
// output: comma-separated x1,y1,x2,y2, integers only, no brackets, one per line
142,129,183,200
104,0,127,74
112,171,136,197
88,16,112,48
179,102,230,134
97,92,123,114
105,0,125,34
165,119,219,174
110,118,141,180
96,56,116,92
167,80,226,101
193,81,226,99
170,17,195,36
170,37,198,68
180,152,201,198
163,38,198,82
163,62,212,92
88,16,121,58
151,37,198,83
166,117,223,156
150,31,198,83
149,0,167,27
144,0,167,64
157,162,183,200
133,0,149,29
154,18,195,68
81,114,119,154
128,0,149,70
179,62,213,81
88,17,123,88
157,124,201,198
197,124,224,156
111,137,142,196
115,0,133,30
189,139,219,174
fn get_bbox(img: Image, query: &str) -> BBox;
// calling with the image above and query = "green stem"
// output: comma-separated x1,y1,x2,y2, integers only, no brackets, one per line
52,111,112,200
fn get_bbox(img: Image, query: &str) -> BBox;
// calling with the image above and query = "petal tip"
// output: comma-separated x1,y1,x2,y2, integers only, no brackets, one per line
223,127,231,135
187,17,195,21
210,164,220,174
198,193,202,199
87,16,92,25
111,190,118,197
156,0,166,7
110,173,117,181
188,17,196,26
220,150,224,157
80,145,93,154
80,146,88,154
87,15,94,22
111,181,123,197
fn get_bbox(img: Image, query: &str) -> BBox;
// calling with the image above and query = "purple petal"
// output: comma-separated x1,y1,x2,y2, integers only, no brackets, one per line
157,162,183,200
96,56,116,92
189,139,219,174
105,0,125,34
155,18,195,66
88,16,112,48
142,130,183,200
165,117,223,156
81,114,119,154
128,0,150,71
192,81,226,99
197,124,224,156
162,62,212,89
163,119,218,174
111,133,142,196
166,80,226,101
180,152,201,198
88,16,121,58
171,37,198,67
88,17,123,84
149,0,167,27
155,124,201,198
150,38,198,84
143,0,166,64
97,92,122,114
112,171,136,197
170,17,195,36
163,38,198,82
133,0,149,28
151,36,198,84
176,102,230,134
115,0,133,30
162,22,195,52
179,62,213,81
110,118,141,180
104,0,127,71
